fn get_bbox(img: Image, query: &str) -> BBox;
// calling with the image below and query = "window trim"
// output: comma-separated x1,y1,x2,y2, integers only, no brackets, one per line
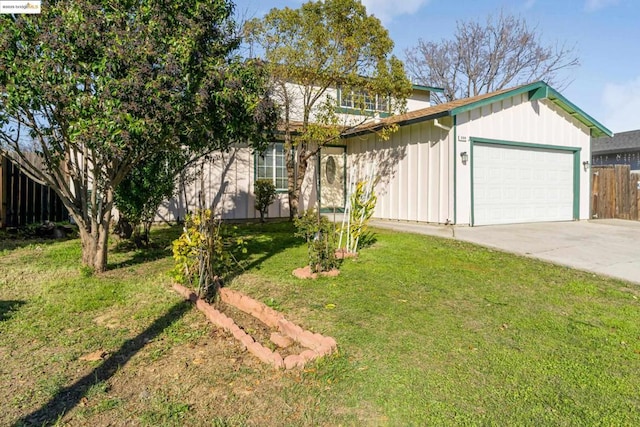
255,143,288,193
337,88,392,117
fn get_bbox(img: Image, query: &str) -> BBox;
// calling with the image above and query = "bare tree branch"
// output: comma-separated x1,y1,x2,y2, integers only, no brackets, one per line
405,11,579,102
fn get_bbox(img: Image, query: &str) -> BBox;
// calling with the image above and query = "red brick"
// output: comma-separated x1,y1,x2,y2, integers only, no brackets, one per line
284,355,304,370
220,315,236,330
321,336,337,350
239,333,254,349
248,342,273,365
272,352,284,369
270,332,294,348
300,349,318,362
278,319,303,340
297,330,318,349
232,327,247,341
314,344,332,357
260,307,282,328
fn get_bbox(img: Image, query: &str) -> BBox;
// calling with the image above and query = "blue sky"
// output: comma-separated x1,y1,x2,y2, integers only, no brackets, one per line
238,0,640,134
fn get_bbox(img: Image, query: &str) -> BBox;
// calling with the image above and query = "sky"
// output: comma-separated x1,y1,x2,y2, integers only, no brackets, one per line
237,0,640,134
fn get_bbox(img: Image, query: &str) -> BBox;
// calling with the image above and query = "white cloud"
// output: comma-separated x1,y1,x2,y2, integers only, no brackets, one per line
361,0,430,23
584,0,619,12
523,0,536,10
601,76,640,133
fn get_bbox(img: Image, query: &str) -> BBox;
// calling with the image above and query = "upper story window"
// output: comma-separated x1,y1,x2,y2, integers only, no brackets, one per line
255,143,287,191
339,89,389,113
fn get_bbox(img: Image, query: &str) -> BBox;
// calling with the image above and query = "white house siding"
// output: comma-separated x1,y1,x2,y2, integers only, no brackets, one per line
279,83,431,125
454,95,592,225
345,119,453,223
156,145,317,222
406,91,432,112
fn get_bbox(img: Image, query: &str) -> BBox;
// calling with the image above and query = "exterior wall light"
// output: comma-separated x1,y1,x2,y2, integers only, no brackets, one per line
460,151,469,165
583,160,590,171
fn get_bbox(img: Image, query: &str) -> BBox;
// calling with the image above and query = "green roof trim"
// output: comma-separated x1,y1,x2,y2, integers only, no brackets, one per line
412,84,444,93
545,85,613,138
450,81,613,138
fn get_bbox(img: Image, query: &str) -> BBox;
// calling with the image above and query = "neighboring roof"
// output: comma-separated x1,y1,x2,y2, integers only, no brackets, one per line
344,81,613,138
592,129,640,155
412,84,444,93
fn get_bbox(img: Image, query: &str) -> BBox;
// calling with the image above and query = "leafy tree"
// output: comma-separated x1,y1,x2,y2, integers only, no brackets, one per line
113,149,183,245
245,0,412,219
405,12,579,103
0,0,275,271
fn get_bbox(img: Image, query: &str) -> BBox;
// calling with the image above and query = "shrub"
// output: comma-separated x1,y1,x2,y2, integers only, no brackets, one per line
254,179,277,223
171,209,245,299
294,209,338,273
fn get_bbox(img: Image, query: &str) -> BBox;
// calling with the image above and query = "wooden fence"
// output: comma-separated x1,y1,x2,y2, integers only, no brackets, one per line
591,165,640,220
1,155,69,228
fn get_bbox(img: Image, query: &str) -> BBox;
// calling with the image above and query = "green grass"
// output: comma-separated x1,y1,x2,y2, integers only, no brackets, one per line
1,221,639,425
232,222,640,425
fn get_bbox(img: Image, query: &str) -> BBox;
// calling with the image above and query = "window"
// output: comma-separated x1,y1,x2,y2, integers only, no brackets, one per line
256,143,287,191
339,89,389,113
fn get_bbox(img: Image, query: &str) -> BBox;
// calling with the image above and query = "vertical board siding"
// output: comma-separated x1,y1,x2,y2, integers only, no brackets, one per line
156,146,315,222
345,120,452,223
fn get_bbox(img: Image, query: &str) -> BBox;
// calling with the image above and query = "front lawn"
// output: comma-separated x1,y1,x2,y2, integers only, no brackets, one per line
1,222,639,425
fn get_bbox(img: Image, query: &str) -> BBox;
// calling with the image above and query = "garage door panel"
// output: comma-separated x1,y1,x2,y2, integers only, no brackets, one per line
473,143,574,226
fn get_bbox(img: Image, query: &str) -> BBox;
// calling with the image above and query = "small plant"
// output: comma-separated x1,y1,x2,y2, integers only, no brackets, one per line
294,209,338,273
171,209,245,300
341,179,377,254
254,179,277,223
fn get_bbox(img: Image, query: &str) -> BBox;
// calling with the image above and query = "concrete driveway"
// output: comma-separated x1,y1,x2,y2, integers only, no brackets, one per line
369,219,640,285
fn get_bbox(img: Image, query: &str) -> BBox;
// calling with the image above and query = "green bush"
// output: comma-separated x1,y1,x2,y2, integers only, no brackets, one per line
254,179,277,223
171,209,245,299
294,209,338,273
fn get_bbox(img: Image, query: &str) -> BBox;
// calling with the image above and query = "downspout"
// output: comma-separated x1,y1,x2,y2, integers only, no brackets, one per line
434,119,451,132
453,115,457,225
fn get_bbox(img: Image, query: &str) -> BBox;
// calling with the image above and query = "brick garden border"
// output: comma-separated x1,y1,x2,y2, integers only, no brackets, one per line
172,284,337,370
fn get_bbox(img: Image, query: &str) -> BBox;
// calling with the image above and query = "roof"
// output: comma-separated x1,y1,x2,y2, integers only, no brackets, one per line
592,129,640,155
344,81,613,138
412,84,444,93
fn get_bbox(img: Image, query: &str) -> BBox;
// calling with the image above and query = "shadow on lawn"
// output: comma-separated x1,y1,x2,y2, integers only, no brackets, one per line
0,300,25,322
16,300,192,426
226,221,303,280
107,225,182,270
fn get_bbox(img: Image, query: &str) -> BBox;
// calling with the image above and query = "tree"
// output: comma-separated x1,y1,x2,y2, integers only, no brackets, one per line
113,149,183,245
0,0,275,272
245,0,412,219
254,179,277,223
405,12,579,103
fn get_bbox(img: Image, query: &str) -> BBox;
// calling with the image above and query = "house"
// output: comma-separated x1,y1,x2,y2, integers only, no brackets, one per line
157,81,612,226
156,84,441,222
592,129,640,172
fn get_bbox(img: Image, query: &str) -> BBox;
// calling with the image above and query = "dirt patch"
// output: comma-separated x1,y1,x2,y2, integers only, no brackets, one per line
292,265,340,279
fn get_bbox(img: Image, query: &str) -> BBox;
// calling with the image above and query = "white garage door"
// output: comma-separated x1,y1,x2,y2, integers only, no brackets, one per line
473,143,575,226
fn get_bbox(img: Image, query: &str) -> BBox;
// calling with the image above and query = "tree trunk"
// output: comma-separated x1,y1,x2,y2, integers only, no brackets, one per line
77,214,111,272
285,137,298,220
75,186,113,273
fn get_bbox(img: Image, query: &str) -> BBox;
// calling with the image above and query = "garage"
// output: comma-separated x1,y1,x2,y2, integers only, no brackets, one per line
343,81,612,226
472,140,579,226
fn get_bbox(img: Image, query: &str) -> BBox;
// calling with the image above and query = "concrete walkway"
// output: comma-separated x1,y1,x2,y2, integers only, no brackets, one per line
369,219,640,285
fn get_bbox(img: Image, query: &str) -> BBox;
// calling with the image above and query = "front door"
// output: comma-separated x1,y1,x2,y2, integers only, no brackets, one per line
319,146,346,212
